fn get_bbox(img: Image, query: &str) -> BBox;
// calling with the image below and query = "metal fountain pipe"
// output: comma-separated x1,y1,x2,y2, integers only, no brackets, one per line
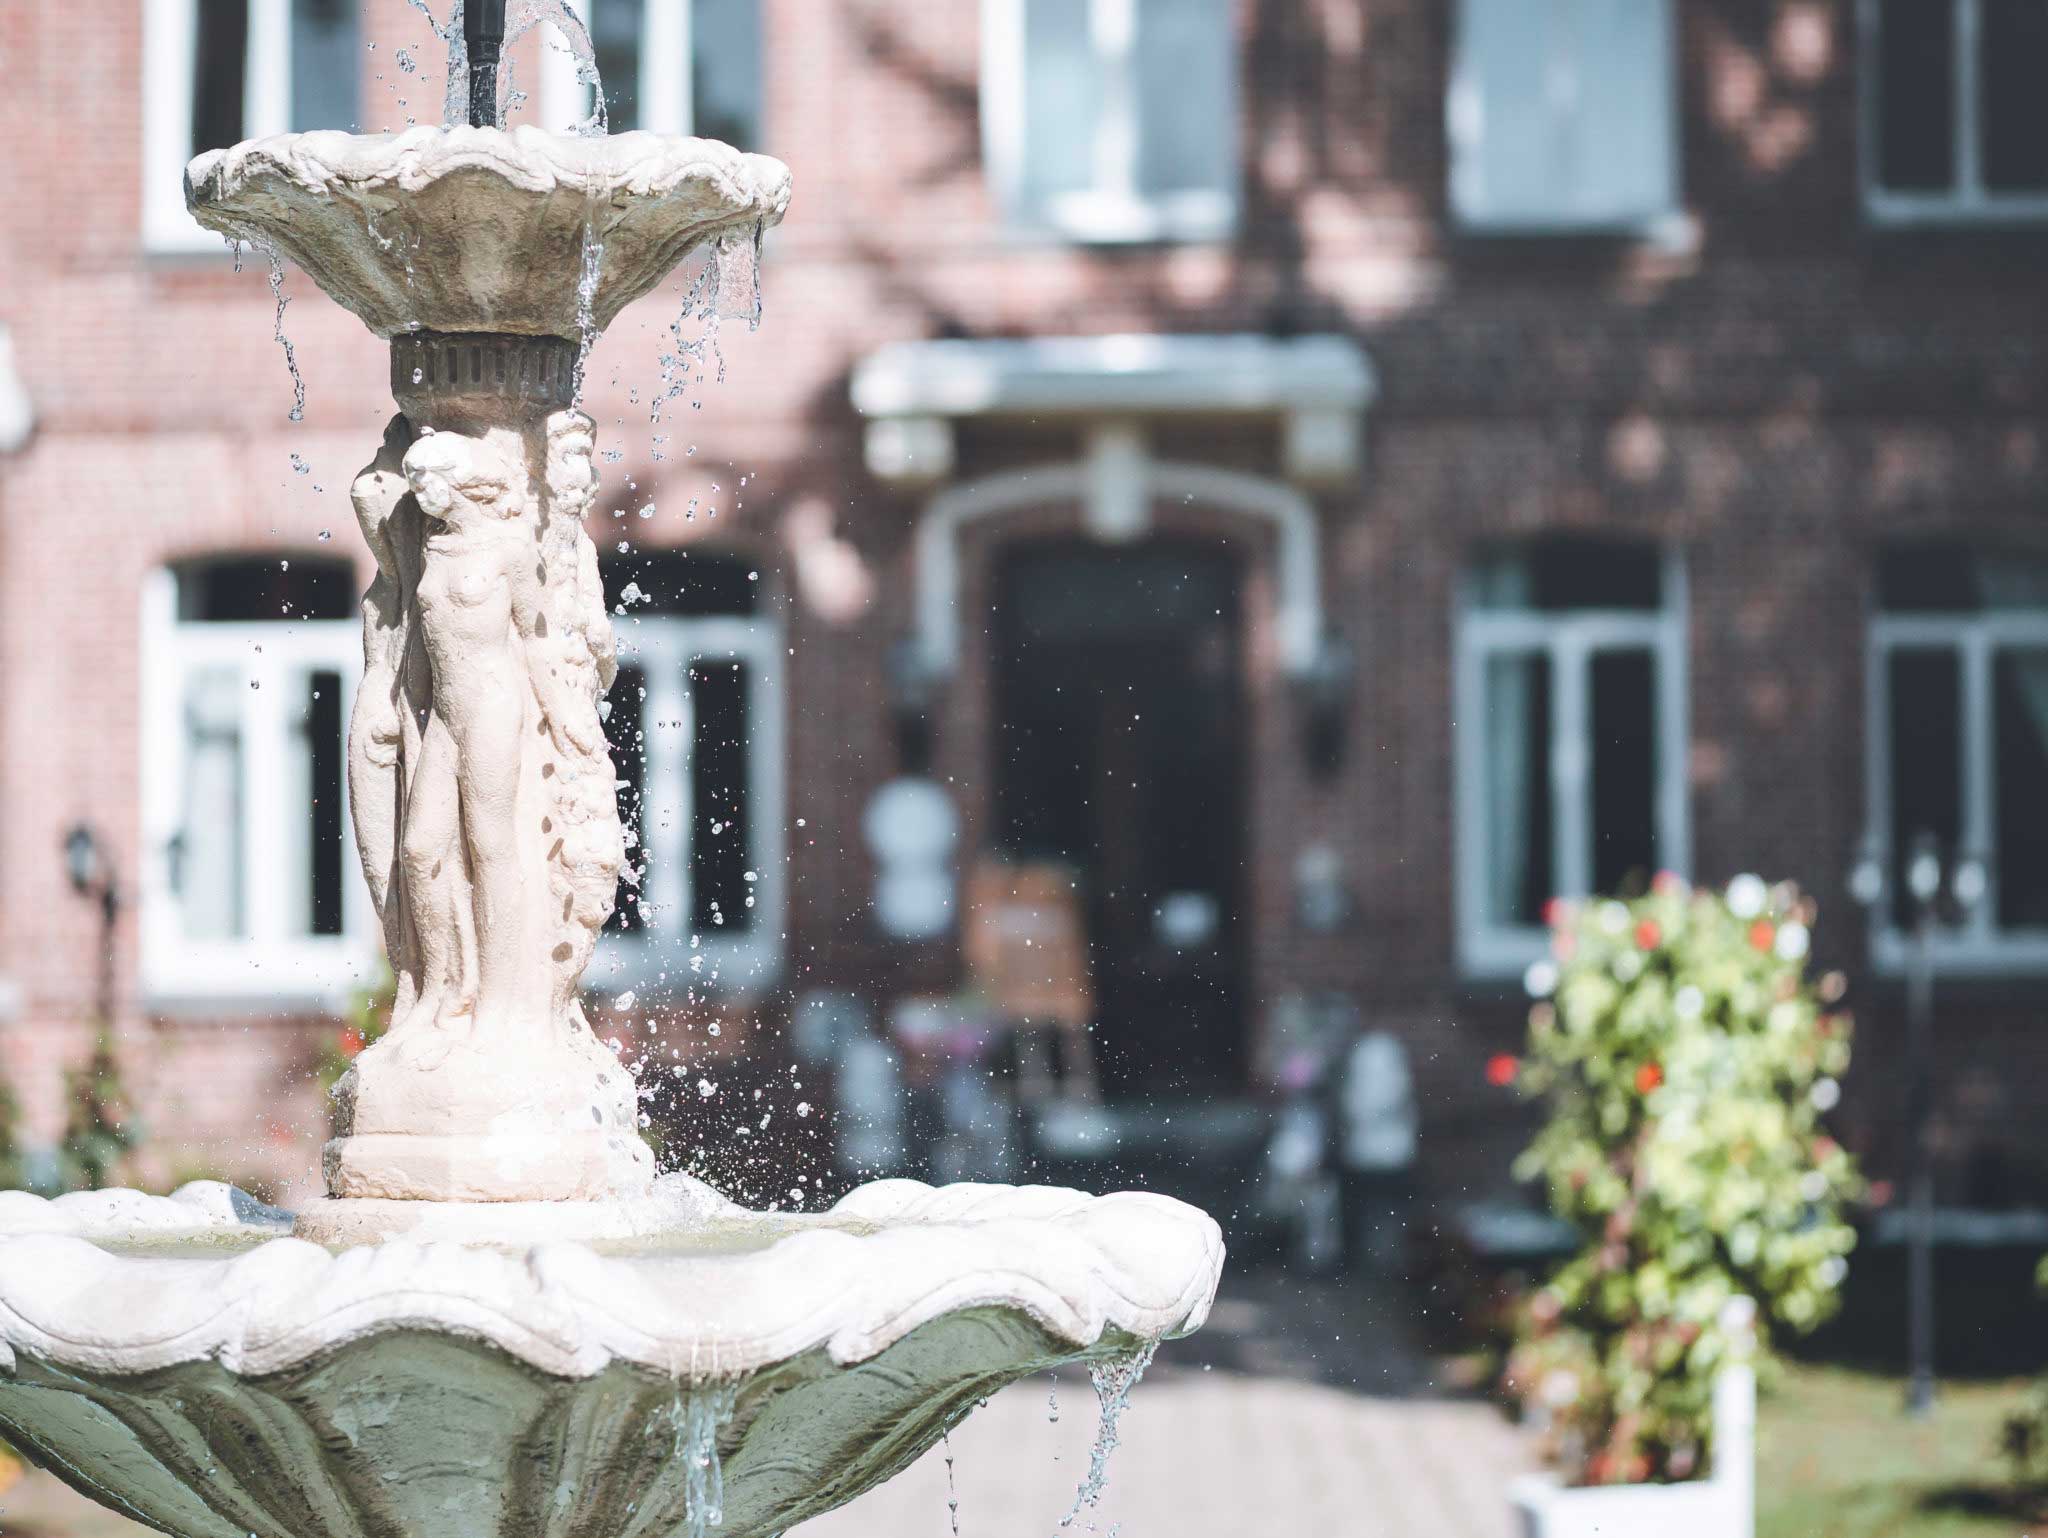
465,0,508,128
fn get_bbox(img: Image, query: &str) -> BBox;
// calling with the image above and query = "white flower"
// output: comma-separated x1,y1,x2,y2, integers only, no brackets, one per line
1598,900,1630,935
1523,958,1559,999
1539,1369,1581,1408
1775,921,1810,962
1800,1170,1829,1202
1674,985,1705,1021
1726,873,1768,920
1811,1077,1841,1112
1613,949,1644,983
1819,1256,1848,1287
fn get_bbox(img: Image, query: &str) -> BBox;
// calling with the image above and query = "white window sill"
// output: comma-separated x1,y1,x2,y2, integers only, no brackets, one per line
1011,190,1237,247
142,941,382,1013
1863,193,2048,228
1868,928,2048,979
1458,926,1551,984
1453,206,1694,245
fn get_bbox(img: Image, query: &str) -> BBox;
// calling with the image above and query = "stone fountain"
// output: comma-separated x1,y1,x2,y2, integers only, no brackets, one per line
0,13,1221,1537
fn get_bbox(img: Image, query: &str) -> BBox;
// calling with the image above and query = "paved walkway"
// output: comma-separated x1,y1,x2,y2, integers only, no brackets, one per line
807,1267,1536,1538
0,1268,1535,1538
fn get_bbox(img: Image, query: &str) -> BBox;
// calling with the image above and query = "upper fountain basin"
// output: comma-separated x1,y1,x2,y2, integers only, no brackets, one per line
186,126,791,341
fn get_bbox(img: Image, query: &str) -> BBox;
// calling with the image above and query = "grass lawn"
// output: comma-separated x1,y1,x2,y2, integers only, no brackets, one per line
1759,1363,2040,1538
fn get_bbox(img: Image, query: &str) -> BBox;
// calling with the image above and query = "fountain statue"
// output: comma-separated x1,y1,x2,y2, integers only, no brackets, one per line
0,9,1221,1536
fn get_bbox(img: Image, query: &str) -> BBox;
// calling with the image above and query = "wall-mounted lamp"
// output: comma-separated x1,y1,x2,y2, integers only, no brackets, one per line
1294,629,1353,779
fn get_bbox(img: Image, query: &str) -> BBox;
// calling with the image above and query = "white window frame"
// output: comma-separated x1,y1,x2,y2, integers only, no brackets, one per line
596,612,787,996
138,570,377,1005
1859,0,2048,226
142,0,306,253
1454,552,1691,977
1447,0,1682,236
542,0,696,134
1864,608,2048,974
981,0,1239,244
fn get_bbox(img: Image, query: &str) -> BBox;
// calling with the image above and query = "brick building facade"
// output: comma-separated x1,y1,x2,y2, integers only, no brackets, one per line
1,0,2045,1208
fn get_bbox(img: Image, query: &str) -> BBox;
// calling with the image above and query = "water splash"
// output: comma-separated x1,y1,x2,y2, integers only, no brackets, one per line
942,1431,962,1538
661,1380,738,1538
571,214,605,402
405,0,601,130
1057,1343,1156,1531
261,246,306,423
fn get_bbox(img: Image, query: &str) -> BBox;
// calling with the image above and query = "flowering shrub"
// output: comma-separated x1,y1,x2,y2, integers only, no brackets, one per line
1502,875,1860,1486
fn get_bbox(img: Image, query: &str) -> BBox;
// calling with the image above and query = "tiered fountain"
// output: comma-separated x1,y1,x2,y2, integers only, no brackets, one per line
0,8,1221,1535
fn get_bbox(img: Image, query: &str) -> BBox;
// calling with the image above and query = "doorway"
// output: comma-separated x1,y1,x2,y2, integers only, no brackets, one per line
992,537,1247,1100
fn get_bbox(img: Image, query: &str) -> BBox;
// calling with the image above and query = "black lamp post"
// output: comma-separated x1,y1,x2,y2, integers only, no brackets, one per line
1850,830,1986,1419
465,0,508,129
62,823,120,1028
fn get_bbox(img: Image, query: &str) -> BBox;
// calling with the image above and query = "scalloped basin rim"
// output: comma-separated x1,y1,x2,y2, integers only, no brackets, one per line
184,125,794,340
0,1177,1224,1383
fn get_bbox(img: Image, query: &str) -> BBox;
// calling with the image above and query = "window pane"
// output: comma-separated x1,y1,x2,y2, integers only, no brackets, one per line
192,0,250,154
1888,647,1962,927
592,0,645,132
1021,0,1101,202
1982,0,2048,190
1590,649,1658,894
693,0,762,148
1995,649,2048,926
175,556,354,622
1875,0,1956,192
605,551,758,615
691,659,753,933
607,662,649,934
1483,651,1553,927
1471,540,1663,611
306,668,345,936
180,666,245,940
1133,0,1234,198
290,0,360,131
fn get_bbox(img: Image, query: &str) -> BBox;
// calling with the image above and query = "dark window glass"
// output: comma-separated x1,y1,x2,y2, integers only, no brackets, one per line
1878,544,2048,611
1471,540,1663,612
1876,0,1957,192
606,662,650,934
290,0,359,130
192,0,250,154
307,668,345,935
603,550,758,616
1483,651,1553,926
1888,647,1963,926
1982,0,2048,190
175,556,354,621
693,0,762,148
1995,649,2048,926
691,660,752,933
1590,649,1658,894
591,0,644,131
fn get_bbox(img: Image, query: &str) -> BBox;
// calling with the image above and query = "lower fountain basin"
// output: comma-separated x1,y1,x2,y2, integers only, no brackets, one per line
0,1178,1221,1538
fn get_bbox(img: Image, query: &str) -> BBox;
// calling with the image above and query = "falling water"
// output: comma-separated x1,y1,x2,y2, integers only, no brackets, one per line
942,1432,962,1538
261,246,306,423
571,214,605,402
404,0,603,131
1056,1343,1156,1532
663,1380,738,1538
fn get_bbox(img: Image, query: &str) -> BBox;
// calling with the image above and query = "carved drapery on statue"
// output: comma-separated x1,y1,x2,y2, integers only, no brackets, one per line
331,405,648,1204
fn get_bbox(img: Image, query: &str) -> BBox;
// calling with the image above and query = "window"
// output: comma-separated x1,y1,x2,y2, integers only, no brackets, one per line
1447,0,1679,233
1861,0,2048,223
596,552,785,995
139,558,375,1002
143,0,362,251
544,0,762,145
1865,545,2048,972
981,0,1239,243
1455,541,1690,975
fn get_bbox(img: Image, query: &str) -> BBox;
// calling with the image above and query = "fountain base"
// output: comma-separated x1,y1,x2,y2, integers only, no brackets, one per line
292,1180,732,1248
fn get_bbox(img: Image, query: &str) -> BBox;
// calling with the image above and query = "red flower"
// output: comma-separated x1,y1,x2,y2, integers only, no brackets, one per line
1749,920,1776,952
1487,1053,1520,1087
1635,1062,1664,1093
1634,919,1662,950
336,1027,365,1059
1542,897,1572,930
1653,870,1686,896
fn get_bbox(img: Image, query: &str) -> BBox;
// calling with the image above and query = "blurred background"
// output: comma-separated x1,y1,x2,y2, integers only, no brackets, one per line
4,2,2048,1534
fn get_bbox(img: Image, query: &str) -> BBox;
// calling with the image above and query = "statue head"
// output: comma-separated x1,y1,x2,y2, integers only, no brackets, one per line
403,430,520,527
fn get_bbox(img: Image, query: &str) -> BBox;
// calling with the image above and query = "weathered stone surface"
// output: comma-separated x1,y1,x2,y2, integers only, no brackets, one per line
185,126,790,341
0,1178,1222,1538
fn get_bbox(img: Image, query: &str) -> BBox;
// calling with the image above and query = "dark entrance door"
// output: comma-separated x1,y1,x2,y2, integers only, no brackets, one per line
993,538,1246,1100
